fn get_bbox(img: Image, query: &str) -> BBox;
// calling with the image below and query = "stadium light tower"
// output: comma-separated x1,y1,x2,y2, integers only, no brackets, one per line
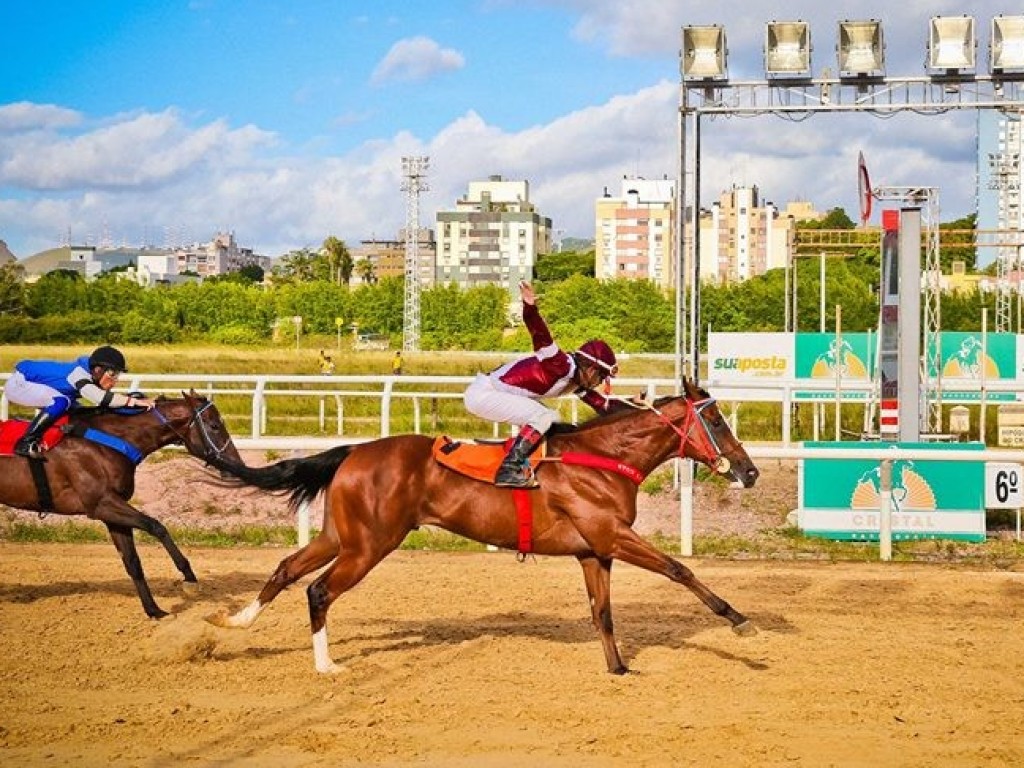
678,14,1024,436
401,156,429,352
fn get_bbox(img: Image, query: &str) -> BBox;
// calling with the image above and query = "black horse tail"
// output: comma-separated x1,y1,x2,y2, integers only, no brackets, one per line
210,445,354,511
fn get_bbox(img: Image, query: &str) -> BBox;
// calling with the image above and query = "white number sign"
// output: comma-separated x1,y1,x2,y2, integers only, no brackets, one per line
985,463,1023,509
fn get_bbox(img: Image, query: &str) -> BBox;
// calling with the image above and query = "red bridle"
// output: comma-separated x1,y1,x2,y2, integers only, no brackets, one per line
644,396,732,474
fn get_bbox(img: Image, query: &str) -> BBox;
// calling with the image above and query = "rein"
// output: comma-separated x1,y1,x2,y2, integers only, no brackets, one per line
154,399,231,461
628,395,731,474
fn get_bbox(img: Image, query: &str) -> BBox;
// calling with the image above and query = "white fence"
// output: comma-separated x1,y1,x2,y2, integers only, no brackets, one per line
2,373,1021,554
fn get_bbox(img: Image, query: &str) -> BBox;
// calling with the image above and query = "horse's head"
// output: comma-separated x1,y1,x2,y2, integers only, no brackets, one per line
679,379,759,488
153,389,243,465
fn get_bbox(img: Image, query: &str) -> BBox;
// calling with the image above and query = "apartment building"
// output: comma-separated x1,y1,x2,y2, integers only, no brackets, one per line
594,177,677,291
699,185,793,283
350,228,436,286
435,175,551,300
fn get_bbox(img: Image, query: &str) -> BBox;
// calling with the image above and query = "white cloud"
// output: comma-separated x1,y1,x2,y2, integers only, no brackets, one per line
370,36,465,85
0,102,81,133
0,77,985,260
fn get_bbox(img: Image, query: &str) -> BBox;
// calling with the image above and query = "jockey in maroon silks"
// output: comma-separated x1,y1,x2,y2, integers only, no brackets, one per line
464,281,618,488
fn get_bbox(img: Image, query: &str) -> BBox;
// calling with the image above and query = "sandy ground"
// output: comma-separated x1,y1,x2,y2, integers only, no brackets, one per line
1,543,1022,767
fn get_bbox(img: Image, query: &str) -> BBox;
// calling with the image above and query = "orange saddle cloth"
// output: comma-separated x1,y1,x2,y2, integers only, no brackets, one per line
431,436,547,483
0,416,69,456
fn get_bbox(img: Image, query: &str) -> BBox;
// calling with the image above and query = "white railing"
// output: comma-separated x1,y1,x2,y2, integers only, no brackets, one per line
3,372,1020,445
3,373,1020,553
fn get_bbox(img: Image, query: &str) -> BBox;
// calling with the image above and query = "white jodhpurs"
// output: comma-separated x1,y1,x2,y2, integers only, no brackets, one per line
463,373,557,434
3,371,65,409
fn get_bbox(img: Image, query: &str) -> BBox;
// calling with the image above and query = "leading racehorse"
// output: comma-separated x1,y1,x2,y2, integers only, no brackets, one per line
206,377,759,674
0,390,241,618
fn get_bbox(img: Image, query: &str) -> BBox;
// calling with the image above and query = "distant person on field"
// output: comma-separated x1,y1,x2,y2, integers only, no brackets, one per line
4,345,155,457
392,351,403,376
319,351,336,375
463,281,619,489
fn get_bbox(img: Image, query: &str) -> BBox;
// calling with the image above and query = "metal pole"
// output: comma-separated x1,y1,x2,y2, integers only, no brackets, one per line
879,459,893,561
820,251,826,333
835,305,843,442
689,113,703,384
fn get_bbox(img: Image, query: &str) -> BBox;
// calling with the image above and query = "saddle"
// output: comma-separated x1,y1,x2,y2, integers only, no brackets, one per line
0,416,70,457
431,436,547,484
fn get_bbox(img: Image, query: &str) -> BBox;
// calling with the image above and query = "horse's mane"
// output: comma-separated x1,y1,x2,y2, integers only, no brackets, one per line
550,394,684,436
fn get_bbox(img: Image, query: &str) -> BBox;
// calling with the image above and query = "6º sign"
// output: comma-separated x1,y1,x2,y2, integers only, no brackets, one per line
985,463,1023,509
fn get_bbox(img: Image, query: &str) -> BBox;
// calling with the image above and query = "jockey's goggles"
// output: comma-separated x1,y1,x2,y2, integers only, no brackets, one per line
576,350,619,378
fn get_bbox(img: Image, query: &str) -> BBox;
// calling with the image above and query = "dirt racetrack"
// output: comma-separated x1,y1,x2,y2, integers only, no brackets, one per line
1,544,1022,768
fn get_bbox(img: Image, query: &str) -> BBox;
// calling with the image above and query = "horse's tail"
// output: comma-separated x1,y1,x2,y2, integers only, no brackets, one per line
210,445,354,511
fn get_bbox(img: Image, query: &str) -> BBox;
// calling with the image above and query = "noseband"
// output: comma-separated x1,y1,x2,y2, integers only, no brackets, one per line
154,399,232,461
644,396,732,474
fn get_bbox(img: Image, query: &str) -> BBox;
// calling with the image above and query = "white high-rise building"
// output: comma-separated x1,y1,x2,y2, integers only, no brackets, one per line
435,175,551,304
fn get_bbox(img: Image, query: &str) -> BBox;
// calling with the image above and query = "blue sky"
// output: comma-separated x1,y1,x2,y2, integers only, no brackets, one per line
0,1,1012,259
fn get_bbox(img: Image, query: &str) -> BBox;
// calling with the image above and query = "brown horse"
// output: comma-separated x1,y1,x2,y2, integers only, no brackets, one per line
0,391,241,618
206,378,759,674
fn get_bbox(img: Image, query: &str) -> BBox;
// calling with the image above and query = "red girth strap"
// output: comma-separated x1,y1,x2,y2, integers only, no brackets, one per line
513,489,533,555
558,452,645,485
511,453,645,558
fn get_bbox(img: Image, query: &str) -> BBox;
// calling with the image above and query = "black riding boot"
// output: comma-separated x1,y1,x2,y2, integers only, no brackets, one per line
494,426,544,489
14,411,59,458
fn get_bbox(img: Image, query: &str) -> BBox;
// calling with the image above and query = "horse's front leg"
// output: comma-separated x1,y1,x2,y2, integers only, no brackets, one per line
577,554,627,674
104,521,167,619
96,496,196,616
609,527,755,635
208,514,340,630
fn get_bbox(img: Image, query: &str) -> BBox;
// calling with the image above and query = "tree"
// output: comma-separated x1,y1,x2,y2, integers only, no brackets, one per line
322,236,354,286
534,250,595,281
355,258,377,285
0,261,26,315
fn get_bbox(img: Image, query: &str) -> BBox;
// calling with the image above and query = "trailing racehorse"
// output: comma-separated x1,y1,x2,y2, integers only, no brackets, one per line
206,378,759,674
0,391,241,618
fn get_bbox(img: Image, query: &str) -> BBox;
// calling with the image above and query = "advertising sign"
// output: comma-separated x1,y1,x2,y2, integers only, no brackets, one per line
798,441,986,542
794,332,872,400
706,333,793,400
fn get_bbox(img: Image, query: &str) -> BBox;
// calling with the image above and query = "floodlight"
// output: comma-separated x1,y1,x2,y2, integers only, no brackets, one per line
765,21,811,76
837,20,884,77
991,15,1024,74
682,25,727,80
928,16,975,72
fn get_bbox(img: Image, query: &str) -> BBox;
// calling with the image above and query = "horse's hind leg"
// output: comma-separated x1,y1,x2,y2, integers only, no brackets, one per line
577,554,627,674
105,522,167,619
609,527,754,635
307,538,404,674
209,518,340,629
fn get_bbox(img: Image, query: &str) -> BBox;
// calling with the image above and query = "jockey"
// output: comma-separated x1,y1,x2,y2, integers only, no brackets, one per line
464,281,619,488
3,345,156,457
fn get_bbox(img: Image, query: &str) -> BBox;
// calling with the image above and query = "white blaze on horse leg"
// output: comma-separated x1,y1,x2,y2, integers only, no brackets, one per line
225,598,265,628
312,627,343,674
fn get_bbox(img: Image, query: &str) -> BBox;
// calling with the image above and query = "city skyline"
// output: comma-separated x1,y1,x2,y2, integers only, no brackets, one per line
1,1,1014,260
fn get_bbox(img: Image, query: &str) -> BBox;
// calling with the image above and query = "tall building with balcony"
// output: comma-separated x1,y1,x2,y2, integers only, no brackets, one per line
698,185,792,283
435,175,551,300
594,177,677,290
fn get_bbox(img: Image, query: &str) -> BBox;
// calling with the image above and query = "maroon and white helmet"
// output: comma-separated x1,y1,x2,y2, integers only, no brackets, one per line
576,339,618,378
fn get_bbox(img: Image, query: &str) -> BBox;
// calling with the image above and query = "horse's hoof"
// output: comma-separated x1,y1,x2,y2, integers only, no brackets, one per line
732,620,758,637
316,661,348,675
148,609,170,620
180,581,201,598
204,611,231,628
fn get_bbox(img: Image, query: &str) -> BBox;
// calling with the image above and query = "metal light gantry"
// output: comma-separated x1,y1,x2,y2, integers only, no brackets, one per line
679,71,1024,433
